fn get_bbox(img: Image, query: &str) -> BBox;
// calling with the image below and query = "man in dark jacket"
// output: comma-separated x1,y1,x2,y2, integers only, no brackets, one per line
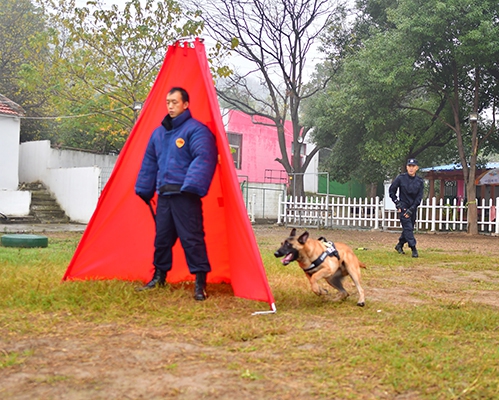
389,158,424,257
135,87,218,300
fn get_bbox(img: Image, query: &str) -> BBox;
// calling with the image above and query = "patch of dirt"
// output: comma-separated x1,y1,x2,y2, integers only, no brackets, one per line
1,225,498,399
1,326,267,400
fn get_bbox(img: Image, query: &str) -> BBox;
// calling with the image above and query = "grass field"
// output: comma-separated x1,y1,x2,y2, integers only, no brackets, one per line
1,226,498,399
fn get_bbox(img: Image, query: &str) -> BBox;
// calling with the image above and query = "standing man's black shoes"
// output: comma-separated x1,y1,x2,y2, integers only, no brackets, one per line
411,247,419,258
194,272,207,301
395,243,405,254
136,268,166,291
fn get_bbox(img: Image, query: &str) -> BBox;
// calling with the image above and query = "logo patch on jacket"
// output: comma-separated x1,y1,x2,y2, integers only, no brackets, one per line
176,138,185,148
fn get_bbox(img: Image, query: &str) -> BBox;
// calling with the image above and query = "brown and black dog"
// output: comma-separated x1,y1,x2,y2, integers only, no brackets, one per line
274,228,366,306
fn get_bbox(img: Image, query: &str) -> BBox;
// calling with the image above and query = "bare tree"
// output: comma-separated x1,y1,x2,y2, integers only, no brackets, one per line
193,0,339,195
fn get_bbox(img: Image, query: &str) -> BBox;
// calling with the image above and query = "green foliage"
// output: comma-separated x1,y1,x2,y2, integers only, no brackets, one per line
309,0,499,182
206,40,235,79
22,0,204,153
0,0,54,142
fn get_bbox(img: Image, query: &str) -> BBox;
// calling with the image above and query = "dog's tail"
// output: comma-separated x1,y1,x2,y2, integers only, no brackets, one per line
359,262,367,269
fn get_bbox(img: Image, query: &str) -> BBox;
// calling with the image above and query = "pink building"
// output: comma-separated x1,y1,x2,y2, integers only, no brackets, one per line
222,109,297,183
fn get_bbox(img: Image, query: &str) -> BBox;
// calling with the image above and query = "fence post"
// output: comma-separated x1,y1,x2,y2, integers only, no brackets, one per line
325,194,329,228
374,196,379,230
495,197,499,235
251,193,256,222
277,193,282,224
431,197,436,232
490,197,494,233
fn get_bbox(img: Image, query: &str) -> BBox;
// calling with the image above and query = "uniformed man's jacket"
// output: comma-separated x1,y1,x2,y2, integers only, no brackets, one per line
389,173,424,212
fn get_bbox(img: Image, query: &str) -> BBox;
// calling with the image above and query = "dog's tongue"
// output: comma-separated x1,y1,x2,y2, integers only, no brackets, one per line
282,253,294,265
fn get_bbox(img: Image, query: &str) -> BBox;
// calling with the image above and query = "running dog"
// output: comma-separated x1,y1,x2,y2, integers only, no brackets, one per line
274,228,366,306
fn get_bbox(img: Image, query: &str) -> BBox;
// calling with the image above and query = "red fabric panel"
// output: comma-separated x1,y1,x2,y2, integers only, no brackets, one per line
62,39,275,308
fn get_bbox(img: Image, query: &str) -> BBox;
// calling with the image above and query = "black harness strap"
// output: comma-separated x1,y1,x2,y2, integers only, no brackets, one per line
303,238,340,276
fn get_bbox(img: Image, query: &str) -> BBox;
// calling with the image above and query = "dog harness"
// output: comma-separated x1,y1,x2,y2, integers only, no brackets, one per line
302,237,340,276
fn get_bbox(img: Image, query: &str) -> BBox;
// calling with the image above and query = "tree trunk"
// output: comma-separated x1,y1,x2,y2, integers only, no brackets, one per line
466,185,478,235
368,182,377,198
289,172,305,198
466,73,480,236
451,66,480,235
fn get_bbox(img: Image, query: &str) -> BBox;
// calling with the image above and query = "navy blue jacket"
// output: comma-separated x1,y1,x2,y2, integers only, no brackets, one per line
389,173,424,213
135,109,217,199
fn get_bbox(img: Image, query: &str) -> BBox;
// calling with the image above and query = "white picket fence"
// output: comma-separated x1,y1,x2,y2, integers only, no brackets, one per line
277,195,499,235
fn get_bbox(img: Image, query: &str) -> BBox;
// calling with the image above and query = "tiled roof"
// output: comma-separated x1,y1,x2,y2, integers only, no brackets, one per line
421,162,499,172
0,94,25,117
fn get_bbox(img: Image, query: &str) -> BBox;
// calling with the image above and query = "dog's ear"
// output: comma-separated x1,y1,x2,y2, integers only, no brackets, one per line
298,231,309,244
289,228,296,237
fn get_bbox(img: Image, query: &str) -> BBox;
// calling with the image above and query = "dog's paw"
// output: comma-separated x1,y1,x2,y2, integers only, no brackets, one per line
357,301,365,307
332,293,349,302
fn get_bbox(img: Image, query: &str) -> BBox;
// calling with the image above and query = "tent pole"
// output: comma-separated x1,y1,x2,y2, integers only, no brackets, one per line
252,303,277,315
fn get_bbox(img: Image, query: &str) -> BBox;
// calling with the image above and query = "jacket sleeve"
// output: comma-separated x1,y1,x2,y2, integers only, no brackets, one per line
182,124,218,197
135,135,158,200
388,176,400,204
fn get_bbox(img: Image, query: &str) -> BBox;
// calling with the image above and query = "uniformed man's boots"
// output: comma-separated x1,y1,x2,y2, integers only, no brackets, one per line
410,246,419,258
194,272,207,301
395,242,405,254
136,267,166,291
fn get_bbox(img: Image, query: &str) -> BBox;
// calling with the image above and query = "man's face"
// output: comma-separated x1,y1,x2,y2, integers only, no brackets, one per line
406,164,419,176
166,91,188,118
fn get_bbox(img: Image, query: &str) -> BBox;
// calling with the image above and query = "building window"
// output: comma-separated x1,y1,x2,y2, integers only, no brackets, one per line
227,132,242,169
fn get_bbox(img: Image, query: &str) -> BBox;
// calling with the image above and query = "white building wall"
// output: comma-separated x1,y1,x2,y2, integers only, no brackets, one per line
303,139,319,193
18,140,51,183
384,181,397,210
0,115,21,190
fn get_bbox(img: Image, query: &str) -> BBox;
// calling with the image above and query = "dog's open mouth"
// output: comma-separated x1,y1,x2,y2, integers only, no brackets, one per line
274,239,298,265
281,252,296,265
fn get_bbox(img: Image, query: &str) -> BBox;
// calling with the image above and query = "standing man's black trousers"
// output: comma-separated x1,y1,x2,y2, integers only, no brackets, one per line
398,208,417,248
153,193,211,274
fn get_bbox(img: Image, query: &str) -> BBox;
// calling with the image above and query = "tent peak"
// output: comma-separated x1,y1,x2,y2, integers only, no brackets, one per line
175,36,204,47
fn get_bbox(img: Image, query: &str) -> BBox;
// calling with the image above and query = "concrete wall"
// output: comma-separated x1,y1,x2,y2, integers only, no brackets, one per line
45,167,101,223
0,114,21,190
19,140,117,183
18,140,118,223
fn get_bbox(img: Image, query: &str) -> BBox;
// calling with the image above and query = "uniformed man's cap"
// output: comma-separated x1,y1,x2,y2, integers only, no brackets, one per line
407,158,418,166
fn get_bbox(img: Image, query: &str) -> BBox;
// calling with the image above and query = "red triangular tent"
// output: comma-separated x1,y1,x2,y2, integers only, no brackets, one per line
62,38,275,311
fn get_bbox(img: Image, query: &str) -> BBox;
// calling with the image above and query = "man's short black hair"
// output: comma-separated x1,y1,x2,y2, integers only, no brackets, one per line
169,87,189,103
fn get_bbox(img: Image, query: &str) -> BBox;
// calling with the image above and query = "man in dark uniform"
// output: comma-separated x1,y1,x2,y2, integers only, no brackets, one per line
389,158,424,258
135,87,218,300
